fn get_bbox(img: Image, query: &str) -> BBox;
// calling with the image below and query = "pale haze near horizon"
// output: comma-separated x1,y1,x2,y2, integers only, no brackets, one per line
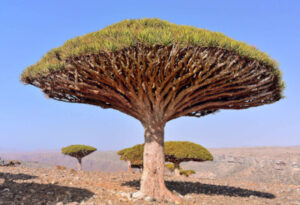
0,1,299,152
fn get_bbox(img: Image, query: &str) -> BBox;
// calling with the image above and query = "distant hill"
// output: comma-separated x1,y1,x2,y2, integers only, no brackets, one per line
0,151,128,172
181,146,300,185
1,146,299,185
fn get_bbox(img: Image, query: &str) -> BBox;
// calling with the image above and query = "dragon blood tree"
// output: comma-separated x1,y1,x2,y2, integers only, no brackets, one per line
117,145,143,172
165,141,213,176
118,141,213,176
61,145,96,171
21,19,284,201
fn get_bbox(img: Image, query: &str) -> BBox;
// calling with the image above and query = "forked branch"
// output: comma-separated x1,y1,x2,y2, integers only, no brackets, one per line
24,45,282,123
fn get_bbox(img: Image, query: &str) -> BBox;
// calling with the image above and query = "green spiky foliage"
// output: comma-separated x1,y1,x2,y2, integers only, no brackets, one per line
179,169,195,177
117,144,144,167
118,141,213,166
165,163,195,177
165,163,182,171
61,144,97,159
21,18,284,94
164,141,213,163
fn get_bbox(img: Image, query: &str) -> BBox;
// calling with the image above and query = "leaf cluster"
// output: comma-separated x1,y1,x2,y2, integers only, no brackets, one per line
179,169,196,177
165,163,182,171
117,141,213,165
117,144,143,166
165,141,213,162
21,18,281,85
61,144,97,158
165,163,195,177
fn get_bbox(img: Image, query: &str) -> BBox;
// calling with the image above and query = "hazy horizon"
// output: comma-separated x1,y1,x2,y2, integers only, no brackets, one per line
1,145,300,153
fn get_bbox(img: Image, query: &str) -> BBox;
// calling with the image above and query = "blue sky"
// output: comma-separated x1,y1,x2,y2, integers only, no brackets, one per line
0,0,299,151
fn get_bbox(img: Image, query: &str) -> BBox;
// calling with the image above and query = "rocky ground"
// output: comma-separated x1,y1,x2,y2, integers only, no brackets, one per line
0,166,299,205
182,146,300,185
1,147,299,204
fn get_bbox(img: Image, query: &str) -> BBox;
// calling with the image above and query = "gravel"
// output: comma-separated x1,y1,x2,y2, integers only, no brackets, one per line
0,166,299,204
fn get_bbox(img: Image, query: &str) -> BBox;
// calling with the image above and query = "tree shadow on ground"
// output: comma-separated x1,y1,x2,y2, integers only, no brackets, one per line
122,180,275,199
0,172,94,204
0,172,37,181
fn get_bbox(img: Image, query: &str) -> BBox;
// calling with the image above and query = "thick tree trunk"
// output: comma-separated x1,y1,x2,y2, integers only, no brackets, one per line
174,162,180,177
127,161,133,173
77,158,82,171
140,117,181,202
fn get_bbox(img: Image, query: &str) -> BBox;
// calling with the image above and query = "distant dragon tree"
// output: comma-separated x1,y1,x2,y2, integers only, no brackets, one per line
61,145,96,171
21,19,284,202
118,141,213,176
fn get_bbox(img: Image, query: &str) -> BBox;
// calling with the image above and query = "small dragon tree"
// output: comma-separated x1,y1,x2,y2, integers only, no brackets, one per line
118,141,213,176
165,141,213,176
165,163,195,177
61,145,96,171
117,145,143,172
21,19,284,202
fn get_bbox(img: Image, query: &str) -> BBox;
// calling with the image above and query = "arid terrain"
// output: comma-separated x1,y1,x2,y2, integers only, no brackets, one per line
0,146,299,204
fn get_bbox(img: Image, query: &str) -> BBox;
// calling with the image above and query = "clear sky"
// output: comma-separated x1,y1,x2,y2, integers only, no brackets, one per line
0,0,299,151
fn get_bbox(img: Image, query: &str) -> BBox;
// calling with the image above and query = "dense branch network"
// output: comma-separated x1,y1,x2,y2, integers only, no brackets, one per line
165,155,207,164
65,150,95,159
24,44,281,123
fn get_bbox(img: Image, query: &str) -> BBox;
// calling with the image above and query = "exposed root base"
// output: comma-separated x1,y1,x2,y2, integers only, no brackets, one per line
161,189,183,203
138,188,183,203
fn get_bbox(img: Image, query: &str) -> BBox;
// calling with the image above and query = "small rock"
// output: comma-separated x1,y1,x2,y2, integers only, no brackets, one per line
8,160,21,166
55,202,63,205
119,191,131,200
132,191,144,199
144,196,153,202
29,189,35,193
2,188,10,192
172,190,183,198
119,198,127,202
275,160,286,166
